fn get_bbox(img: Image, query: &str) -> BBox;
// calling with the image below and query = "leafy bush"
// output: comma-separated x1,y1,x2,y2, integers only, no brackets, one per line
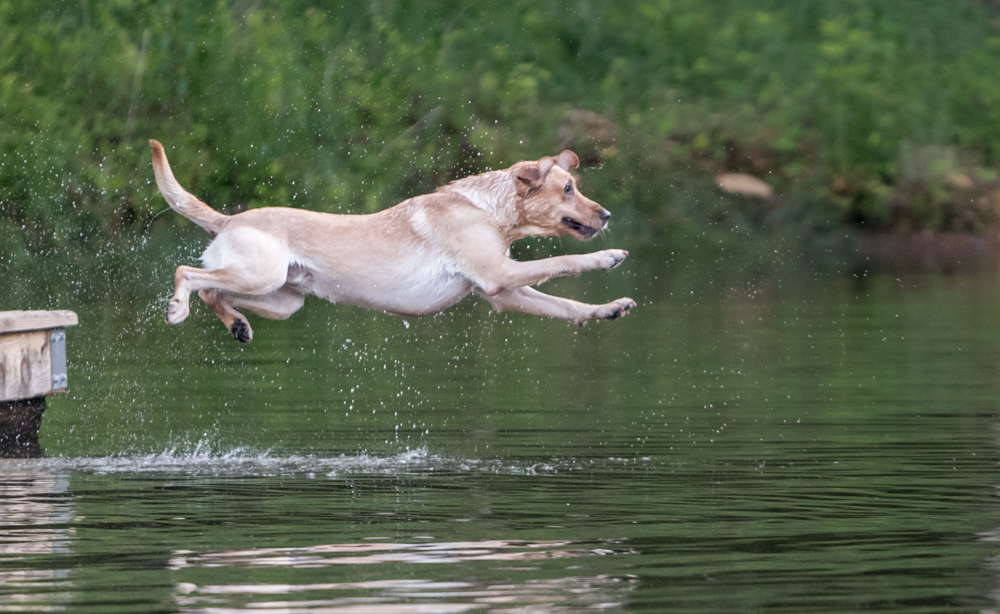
3,0,1000,258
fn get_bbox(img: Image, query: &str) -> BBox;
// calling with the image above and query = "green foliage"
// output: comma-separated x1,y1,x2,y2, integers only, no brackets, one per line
3,0,1000,257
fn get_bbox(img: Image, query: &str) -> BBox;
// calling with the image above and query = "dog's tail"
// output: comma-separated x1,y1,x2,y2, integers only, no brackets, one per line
149,139,227,235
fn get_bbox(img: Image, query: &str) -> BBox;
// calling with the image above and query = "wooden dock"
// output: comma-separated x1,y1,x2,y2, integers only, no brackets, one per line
0,310,77,457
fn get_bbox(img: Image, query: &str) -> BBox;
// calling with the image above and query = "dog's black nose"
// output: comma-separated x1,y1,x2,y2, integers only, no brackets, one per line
598,209,611,221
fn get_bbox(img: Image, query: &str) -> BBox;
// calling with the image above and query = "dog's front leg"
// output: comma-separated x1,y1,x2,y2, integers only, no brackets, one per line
483,287,635,326
430,208,628,292
471,250,629,294
531,248,629,279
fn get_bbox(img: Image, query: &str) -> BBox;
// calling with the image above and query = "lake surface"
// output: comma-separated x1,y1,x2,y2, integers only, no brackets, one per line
2,239,1000,612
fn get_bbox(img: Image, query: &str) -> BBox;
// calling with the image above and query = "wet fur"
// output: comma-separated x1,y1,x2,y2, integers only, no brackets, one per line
150,139,635,342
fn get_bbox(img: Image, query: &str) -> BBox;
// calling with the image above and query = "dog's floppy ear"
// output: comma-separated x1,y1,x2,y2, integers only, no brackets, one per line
516,155,563,191
516,164,542,184
556,150,580,171
516,156,555,188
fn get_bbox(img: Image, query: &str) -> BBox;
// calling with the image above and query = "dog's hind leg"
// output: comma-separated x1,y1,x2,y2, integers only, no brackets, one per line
166,227,290,336
228,286,306,321
483,286,635,326
198,289,255,342
167,264,285,325
197,286,305,343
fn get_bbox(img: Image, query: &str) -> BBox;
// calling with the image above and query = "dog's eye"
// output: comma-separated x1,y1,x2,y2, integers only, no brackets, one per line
564,183,573,195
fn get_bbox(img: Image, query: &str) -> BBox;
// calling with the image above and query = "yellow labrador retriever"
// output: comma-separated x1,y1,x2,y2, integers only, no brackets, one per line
150,139,635,342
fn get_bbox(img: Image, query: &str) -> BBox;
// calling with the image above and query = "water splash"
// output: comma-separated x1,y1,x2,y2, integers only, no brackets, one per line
0,441,651,478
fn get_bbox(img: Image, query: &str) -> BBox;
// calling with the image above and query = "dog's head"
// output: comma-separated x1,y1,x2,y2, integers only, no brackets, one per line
512,150,611,241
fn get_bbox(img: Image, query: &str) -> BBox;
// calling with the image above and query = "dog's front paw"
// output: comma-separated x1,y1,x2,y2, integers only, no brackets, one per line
230,320,253,343
573,297,636,326
600,297,636,321
594,249,629,270
166,298,189,324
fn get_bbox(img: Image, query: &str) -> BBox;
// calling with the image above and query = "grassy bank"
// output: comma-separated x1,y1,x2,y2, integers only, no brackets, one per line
3,0,1000,268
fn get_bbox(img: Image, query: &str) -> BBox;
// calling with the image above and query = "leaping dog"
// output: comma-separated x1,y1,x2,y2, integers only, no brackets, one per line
150,140,635,342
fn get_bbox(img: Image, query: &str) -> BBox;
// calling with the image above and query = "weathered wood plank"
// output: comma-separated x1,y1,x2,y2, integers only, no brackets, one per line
0,311,78,334
0,331,52,401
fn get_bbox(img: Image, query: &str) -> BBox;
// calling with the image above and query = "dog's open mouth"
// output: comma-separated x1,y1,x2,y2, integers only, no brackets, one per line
561,217,600,238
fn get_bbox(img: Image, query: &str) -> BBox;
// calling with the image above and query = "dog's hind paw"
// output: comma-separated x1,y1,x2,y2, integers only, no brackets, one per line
166,298,189,324
230,320,253,343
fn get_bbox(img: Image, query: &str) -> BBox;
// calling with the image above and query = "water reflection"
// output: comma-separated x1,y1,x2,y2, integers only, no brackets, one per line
0,466,73,611
171,540,636,612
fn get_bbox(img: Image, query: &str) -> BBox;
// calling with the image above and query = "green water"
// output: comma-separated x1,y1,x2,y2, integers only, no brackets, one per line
2,240,1000,612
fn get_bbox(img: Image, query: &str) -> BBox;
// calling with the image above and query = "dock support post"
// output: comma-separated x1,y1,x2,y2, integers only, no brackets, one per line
0,397,46,457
